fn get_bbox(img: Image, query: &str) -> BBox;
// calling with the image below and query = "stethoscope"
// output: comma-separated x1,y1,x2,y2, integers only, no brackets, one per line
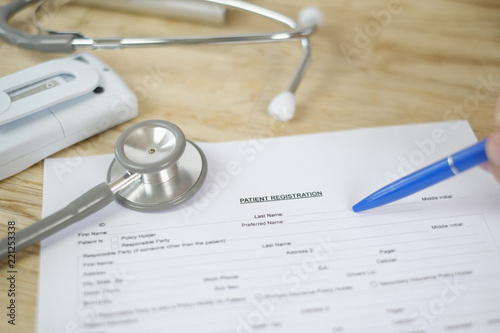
0,119,208,259
0,0,322,121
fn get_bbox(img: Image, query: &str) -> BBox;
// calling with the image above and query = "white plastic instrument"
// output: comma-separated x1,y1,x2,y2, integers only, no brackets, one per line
0,53,138,181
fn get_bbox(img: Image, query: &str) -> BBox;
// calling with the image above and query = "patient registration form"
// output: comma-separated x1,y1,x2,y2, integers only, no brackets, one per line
38,121,500,333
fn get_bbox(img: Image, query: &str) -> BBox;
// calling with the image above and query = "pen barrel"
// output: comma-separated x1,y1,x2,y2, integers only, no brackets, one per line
389,159,456,199
352,139,490,212
451,140,488,173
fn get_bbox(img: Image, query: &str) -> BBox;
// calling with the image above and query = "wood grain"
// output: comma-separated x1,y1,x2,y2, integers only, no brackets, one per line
1,0,499,331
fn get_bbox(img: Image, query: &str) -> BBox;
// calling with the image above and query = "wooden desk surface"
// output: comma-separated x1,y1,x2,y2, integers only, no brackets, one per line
1,0,499,331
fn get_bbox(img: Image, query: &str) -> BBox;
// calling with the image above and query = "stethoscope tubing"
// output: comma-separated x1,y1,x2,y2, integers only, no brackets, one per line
0,0,315,52
70,26,314,49
0,172,140,260
0,0,315,95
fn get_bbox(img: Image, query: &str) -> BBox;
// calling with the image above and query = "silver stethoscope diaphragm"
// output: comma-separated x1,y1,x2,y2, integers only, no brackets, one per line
0,119,208,259
107,120,207,211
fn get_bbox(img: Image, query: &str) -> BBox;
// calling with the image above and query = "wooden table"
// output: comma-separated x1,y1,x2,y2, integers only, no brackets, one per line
0,1,499,331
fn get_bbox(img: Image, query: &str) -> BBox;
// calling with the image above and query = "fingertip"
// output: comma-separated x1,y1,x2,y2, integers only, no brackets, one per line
490,164,500,183
486,131,500,166
495,94,500,127
479,161,491,173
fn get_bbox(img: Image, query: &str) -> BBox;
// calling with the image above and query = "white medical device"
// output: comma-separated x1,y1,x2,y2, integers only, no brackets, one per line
0,53,138,181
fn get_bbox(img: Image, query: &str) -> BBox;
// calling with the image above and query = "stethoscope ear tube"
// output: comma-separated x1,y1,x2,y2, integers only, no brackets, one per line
1,0,319,120
0,0,76,52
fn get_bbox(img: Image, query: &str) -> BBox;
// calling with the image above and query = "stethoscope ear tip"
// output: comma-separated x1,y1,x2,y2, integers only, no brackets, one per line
299,7,324,28
268,91,296,122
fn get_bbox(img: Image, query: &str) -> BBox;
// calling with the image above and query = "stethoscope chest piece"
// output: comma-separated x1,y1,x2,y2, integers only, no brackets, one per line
107,119,207,211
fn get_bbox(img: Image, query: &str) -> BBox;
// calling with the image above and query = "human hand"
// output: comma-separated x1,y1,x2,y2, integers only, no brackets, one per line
485,95,500,182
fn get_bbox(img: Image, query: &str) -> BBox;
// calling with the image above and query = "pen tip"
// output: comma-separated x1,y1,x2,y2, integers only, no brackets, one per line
352,203,364,213
352,197,376,213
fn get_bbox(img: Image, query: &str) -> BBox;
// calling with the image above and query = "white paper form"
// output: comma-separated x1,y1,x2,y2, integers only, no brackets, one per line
37,121,500,333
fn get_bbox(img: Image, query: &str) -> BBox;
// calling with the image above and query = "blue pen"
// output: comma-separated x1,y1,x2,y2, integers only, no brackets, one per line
352,139,489,212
